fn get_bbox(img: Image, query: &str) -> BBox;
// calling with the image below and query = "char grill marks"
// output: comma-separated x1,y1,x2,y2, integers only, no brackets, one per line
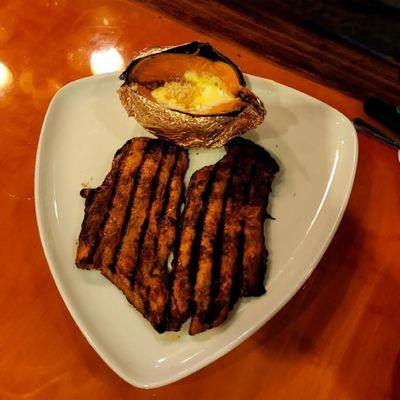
188,154,236,335
93,138,150,273
168,166,215,331
240,164,272,297
76,136,279,335
76,137,188,331
168,137,279,334
75,140,132,270
208,158,255,328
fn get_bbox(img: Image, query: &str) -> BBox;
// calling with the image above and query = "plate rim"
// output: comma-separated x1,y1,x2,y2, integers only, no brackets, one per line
34,72,358,388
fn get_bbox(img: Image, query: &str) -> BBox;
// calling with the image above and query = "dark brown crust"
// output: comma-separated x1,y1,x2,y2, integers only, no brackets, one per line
240,165,273,297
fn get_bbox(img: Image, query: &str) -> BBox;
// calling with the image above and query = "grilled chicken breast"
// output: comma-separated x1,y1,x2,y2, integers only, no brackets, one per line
168,137,279,334
76,137,188,332
76,136,278,335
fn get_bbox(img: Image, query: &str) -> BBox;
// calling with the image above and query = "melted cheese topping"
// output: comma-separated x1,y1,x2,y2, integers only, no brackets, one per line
151,71,234,113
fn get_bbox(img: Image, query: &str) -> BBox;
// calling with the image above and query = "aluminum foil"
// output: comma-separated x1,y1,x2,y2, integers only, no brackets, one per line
118,42,266,148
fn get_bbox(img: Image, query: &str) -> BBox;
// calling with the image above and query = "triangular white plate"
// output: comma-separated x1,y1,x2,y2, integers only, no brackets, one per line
35,72,357,388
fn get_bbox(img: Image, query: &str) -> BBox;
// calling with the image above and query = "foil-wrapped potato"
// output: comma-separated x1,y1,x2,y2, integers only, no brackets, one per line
118,41,265,148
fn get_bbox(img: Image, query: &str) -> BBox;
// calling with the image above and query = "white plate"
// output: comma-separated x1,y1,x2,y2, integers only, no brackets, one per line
35,72,357,388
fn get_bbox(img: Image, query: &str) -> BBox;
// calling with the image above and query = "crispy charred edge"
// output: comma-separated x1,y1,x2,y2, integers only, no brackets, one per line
75,140,132,269
120,41,246,87
229,162,258,306
240,166,269,297
227,137,280,175
166,166,216,331
239,141,279,297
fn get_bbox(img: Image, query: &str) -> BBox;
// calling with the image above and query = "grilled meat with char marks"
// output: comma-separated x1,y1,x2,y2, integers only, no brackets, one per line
168,137,279,335
76,137,188,332
76,136,279,335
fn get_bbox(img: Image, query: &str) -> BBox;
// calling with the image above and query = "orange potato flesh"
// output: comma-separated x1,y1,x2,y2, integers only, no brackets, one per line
131,54,244,115
130,53,241,95
136,84,244,115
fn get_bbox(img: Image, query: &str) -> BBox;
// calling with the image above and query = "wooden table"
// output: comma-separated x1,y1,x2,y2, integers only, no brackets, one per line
1,1,399,399
135,0,400,104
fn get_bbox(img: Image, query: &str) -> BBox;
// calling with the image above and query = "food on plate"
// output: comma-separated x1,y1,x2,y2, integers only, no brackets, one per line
75,139,134,270
168,137,279,334
75,134,279,334
76,136,278,334
76,137,189,332
118,41,265,148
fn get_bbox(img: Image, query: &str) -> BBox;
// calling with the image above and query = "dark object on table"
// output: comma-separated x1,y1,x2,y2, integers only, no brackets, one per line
353,118,400,150
364,98,400,137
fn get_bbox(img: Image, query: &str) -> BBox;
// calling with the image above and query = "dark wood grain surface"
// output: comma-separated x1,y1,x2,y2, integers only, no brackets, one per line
134,0,400,104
